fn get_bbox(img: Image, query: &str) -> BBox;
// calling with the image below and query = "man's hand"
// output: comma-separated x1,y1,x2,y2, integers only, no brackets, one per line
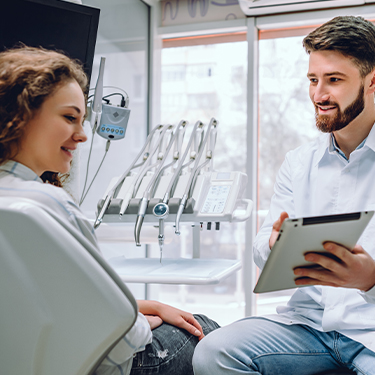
269,211,289,249
294,242,375,291
137,300,204,340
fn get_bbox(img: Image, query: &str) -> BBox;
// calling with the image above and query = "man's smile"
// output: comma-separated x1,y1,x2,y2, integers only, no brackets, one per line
315,103,337,115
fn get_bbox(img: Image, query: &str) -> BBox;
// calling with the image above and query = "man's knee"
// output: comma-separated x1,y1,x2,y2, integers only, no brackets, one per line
192,331,220,374
192,317,281,374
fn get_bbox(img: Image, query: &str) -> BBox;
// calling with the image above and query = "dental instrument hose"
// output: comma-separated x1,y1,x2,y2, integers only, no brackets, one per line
134,122,187,246
80,137,111,206
119,126,166,217
134,124,174,246
175,118,217,234
94,125,163,229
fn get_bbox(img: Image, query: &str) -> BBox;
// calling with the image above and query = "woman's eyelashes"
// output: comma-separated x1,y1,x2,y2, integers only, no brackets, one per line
64,115,76,122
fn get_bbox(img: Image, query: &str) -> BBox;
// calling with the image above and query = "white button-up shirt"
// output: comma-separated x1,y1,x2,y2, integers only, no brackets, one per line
254,124,375,353
0,161,152,375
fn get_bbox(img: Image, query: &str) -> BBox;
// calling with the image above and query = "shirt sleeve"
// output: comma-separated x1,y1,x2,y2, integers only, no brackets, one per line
66,198,99,250
95,313,152,375
253,151,295,269
54,187,100,251
358,285,375,304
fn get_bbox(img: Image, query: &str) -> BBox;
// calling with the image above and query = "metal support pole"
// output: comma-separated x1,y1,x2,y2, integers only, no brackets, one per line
192,223,201,258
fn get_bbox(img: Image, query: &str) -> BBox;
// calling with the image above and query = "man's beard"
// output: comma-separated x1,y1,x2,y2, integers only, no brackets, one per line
315,84,365,133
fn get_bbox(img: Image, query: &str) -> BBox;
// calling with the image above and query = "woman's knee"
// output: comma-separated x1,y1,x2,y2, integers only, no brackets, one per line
193,314,221,336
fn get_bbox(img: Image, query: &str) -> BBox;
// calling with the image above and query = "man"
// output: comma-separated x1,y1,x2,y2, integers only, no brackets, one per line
192,16,375,375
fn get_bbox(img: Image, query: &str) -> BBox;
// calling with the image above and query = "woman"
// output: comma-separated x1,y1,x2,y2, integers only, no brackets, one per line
0,45,219,375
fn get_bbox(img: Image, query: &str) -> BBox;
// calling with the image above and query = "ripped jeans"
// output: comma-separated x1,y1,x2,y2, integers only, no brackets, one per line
130,314,220,375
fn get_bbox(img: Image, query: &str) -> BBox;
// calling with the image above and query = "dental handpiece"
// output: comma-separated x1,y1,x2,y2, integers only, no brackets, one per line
174,194,187,235
94,194,111,229
153,202,169,262
158,219,164,263
134,123,186,246
134,197,149,246
154,121,202,234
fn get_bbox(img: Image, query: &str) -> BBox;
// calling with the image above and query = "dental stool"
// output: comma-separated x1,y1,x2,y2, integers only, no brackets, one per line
0,197,138,375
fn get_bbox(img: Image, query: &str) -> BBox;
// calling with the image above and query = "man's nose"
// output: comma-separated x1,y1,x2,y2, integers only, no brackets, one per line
312,83,330,104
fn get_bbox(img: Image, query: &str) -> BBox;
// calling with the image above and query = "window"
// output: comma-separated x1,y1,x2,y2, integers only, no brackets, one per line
149,37,248,326
258,35,319,224
255,33,319,315
162,65,187,81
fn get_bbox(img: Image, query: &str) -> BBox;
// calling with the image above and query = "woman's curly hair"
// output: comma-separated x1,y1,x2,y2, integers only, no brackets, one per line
0,45,88,186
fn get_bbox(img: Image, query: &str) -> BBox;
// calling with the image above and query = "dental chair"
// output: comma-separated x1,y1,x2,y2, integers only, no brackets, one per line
0,197,138,375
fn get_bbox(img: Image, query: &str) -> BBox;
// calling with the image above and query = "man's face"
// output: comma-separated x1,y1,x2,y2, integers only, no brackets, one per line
308,50,365,133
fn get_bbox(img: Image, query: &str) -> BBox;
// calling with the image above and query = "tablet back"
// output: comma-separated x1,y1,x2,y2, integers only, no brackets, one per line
254,211,374,294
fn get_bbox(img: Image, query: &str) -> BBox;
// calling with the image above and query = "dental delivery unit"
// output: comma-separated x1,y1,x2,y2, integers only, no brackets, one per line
95,118,252,266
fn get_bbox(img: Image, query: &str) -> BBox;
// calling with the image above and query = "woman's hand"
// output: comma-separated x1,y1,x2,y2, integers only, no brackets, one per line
145,315,163,330
137,300,205,340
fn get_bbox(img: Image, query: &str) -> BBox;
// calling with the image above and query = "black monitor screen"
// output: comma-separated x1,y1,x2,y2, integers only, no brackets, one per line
0,0,100,78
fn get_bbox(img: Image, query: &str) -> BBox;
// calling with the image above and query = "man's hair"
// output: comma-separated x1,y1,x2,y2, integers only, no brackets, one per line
0,45,88,185
303,16,375,77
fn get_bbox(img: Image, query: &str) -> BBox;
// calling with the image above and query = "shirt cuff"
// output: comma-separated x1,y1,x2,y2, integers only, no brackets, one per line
253,233,272,270
359,284,375,304
102,312,152,365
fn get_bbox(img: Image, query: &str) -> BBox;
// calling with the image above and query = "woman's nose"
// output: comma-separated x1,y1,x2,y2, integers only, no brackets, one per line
73,124,88,143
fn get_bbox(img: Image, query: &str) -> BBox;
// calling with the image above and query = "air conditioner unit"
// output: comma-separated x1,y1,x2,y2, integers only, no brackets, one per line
238,0,368,16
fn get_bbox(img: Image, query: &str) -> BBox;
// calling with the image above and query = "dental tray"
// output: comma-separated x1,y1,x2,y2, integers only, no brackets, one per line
107,257,241,285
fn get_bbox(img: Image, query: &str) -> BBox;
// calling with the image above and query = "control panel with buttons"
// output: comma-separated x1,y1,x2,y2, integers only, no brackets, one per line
98,124,126,140
97,103,130,140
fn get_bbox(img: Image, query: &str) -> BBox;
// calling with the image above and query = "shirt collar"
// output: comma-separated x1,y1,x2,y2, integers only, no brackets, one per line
363,122,375,153
314,133,331,166
330,135,349,161
0,161,42,182
331,133,368,161
315,122,375,165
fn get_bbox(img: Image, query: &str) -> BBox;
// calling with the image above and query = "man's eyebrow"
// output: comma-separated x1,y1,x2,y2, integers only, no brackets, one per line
307,71,348,78
325,71,348,77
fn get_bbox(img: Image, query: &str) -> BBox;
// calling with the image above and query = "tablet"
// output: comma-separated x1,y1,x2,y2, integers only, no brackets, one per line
253,210,374,294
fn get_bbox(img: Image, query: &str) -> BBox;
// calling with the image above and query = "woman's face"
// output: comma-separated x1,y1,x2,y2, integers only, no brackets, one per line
14,80,87,176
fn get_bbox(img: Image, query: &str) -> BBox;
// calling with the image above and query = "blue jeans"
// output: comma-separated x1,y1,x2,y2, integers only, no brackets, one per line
192,317,375,375
130,314,220,375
